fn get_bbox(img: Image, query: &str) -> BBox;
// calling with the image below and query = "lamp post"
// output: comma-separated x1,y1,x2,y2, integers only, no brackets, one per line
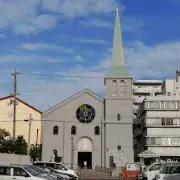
24,114,32,156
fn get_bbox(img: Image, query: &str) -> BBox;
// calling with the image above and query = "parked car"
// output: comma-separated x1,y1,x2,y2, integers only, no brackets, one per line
154,163,180,180
160,163,180,180
0,164,56,180
142,162,162,180
34,161,79,179
41,166,78,180
24,165,69,180
142,162,180,180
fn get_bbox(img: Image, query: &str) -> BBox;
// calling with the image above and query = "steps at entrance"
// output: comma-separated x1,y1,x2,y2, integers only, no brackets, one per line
79,169,114,179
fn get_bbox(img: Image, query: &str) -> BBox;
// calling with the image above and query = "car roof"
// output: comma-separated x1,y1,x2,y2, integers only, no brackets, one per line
34,161,63,164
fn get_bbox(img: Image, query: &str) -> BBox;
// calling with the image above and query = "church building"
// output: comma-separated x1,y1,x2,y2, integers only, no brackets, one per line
42,9,134,170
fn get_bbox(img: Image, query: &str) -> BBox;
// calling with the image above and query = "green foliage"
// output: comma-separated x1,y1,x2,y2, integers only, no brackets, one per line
30,144,41,161
14,135,27,155
0,128,27,154
0,128,41,160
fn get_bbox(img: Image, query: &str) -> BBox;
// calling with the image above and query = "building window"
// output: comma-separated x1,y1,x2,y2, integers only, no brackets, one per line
161,101,165,109
119,80,125,94
117,114,121,121
53,126,59,135
117,145,121,150
112,80,117,96
162,118,166,126
71,126,76,135
94,126,100,135
166,118,173,125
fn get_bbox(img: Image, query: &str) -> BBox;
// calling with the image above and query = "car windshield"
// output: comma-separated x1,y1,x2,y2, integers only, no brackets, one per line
45,166,56,173
24,166,39,176
30,166,48,174
161,165,174,174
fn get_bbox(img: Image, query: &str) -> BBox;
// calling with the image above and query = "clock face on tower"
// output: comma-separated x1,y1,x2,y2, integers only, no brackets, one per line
76,104,96,123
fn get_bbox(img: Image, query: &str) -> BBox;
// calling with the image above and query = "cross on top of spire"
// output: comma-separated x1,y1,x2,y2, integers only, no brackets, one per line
116,8,119,17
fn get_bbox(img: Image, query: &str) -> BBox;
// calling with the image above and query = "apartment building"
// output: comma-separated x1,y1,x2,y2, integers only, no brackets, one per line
162,70,180,96
137,95,180,164
132,80,162,161
136,71,180,164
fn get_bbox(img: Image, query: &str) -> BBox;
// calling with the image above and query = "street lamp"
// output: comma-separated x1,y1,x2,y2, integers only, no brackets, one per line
24,114,32,156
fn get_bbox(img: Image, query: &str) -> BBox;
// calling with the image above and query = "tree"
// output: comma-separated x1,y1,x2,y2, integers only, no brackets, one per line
30,144,41,161
0,128,14,153
0,128,27,155
14,135,27,155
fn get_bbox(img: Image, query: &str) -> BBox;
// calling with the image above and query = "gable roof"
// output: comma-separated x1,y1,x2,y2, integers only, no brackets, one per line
0,95,42,114
43,88,104,117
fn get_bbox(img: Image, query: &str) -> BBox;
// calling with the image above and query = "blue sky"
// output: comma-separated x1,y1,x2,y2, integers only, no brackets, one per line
0,0,180,110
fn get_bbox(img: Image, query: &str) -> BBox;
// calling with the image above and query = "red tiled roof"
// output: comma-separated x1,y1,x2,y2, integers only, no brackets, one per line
0,95,42,114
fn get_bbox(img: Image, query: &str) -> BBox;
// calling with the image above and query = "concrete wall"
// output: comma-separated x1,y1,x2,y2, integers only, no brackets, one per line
0,97,42,144
0,153,31,165
105,77,134,167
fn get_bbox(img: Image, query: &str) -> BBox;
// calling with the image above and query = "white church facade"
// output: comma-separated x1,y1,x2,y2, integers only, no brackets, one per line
41,9,134,170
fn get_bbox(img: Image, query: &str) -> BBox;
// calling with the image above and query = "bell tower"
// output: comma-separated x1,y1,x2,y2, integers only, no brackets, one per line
104,8,134,168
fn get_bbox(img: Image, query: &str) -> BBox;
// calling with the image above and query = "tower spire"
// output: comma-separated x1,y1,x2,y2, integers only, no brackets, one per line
116,7,119,17
112,7,124,67
106,7,128,77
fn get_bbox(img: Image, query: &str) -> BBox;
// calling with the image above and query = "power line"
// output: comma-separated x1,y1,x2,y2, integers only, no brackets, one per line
22,72,104,79
10,68,21,140
0,119,134,124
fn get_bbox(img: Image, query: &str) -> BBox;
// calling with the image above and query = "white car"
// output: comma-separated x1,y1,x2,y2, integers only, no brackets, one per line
154,163,180,180
34,161,79,179
142,163,162,180
0,164,56,180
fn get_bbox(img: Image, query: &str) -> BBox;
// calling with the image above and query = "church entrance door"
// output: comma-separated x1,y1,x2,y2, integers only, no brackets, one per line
78,152,92,169
77,137,93,169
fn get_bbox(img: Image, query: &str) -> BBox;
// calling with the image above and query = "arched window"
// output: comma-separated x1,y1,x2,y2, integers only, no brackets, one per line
112,80,117,96
94,126,100,135
119,80,125,94
71,126,76,135
53,126,59,135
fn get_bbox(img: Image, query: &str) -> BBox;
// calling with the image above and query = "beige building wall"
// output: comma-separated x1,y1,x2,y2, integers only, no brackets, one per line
0,96,42,145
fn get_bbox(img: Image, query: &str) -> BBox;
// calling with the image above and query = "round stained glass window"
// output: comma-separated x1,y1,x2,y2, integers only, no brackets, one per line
76,104,95,123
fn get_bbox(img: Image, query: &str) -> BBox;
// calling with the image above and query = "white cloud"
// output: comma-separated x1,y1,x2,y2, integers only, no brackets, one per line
74,55,83,61
0,0,120,34
79,39,108,45
80,16,145,34
19,43,73,53
80,18,113,28
42,0,118,17
1,40,180,110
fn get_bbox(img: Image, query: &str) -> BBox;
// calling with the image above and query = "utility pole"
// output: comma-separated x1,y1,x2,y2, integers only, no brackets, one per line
10,68,21,140
24,114,32,156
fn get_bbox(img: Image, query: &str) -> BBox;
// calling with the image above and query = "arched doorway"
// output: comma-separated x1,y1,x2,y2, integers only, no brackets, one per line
77,137,92,169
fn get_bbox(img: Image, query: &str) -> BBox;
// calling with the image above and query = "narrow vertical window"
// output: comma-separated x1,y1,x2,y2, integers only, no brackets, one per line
94,126,100,135
119,80,125,95
112,80,117,96
71,126,76,135
53,126,59,135
117,114,121,121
